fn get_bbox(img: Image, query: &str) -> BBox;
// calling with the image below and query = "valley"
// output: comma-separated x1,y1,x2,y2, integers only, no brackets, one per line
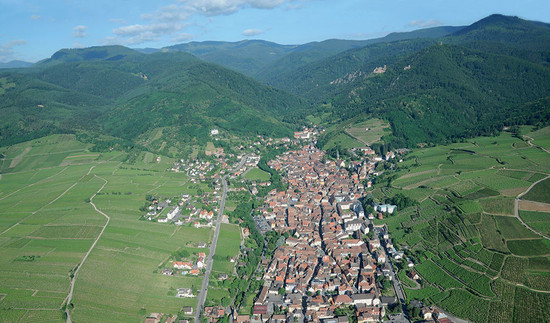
0,12,549,323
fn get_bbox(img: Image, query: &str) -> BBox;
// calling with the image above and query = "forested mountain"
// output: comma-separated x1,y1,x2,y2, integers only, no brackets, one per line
158,26,462,78
0,48,304,151
267,14,550,147
255,26,463,83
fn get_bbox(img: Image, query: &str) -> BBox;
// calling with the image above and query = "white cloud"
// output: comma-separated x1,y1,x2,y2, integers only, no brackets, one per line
242,28,264,36
408,19,443,28
0,40,26,62
107,4,190,45
72,25,87,38
106,0,306,46
31,15,41,20
177,0,303,16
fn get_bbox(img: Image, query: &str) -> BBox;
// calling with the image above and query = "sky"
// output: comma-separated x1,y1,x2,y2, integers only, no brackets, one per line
1,0,549,63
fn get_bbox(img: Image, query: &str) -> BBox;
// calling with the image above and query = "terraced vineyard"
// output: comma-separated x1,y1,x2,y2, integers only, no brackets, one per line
373,127,550,323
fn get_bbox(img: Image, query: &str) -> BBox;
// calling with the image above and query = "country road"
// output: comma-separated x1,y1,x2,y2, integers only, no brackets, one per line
65,175,110,323
194,155,250,322
195,175,228,323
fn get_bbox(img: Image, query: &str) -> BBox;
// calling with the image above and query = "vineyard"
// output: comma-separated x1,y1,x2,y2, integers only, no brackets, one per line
372,129,550,322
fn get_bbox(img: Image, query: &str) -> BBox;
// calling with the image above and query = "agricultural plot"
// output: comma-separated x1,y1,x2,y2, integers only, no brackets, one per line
494,216,538,239
0,135,215,322
527,126,550,150
480,198,515,215
522,178,550,204
344,118,390,145
211,223,242,274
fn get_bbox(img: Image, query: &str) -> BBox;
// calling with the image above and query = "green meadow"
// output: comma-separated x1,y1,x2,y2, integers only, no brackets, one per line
374,128,550,323
244,167,271,182
0,135,214,322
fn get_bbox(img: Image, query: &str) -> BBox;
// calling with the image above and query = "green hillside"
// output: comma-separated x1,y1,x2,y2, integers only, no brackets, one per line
0,48,304,152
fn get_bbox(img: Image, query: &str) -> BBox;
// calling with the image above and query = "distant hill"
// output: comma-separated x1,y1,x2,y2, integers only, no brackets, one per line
0,60,33,69
162,40,297,76
35,45,144,67
159,26,462,78
255,26,463,83
0,48,304,152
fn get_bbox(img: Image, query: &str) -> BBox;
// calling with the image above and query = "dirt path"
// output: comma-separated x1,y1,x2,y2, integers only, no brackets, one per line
10,147,31,168
64,175,110,323
524,135,550,154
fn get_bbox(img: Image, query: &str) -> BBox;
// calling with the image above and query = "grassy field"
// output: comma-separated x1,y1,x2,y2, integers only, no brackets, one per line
211,224,241,274
374,128,550,323
0,135,214,322
244,167,271,182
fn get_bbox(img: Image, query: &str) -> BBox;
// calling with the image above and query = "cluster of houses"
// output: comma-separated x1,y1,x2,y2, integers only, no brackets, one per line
244,144,398,322
161,250,207,277
142,193,221,226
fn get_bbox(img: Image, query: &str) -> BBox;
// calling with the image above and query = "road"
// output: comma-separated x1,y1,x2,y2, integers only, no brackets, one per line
65,175,110,323
195,174,228,323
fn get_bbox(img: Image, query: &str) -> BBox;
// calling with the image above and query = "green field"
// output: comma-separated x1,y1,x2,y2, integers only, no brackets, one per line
211,223,241,274
373,128,550,323
519,210,550,236
345,118,390,146
244,167,271,182
0,135,214,322
522,178,550,204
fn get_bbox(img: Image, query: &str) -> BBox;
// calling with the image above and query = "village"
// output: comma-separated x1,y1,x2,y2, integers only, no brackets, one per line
142,127,451,323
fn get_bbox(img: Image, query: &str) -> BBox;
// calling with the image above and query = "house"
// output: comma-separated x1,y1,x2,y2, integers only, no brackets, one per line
218,273,228,281
162,268,174,276
422,307,433,320
167,206,180,220
173,262,192,270
253,305,268,315
182,307,193,315
408,270,420,280
351,293,379,306
333,294,353,305
158,217,168,223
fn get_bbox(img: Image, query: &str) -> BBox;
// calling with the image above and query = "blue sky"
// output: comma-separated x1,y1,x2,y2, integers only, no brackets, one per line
1,0,549,62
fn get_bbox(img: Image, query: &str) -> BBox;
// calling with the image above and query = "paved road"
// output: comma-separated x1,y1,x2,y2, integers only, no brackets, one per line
195,175,228,323
65,175,110,323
